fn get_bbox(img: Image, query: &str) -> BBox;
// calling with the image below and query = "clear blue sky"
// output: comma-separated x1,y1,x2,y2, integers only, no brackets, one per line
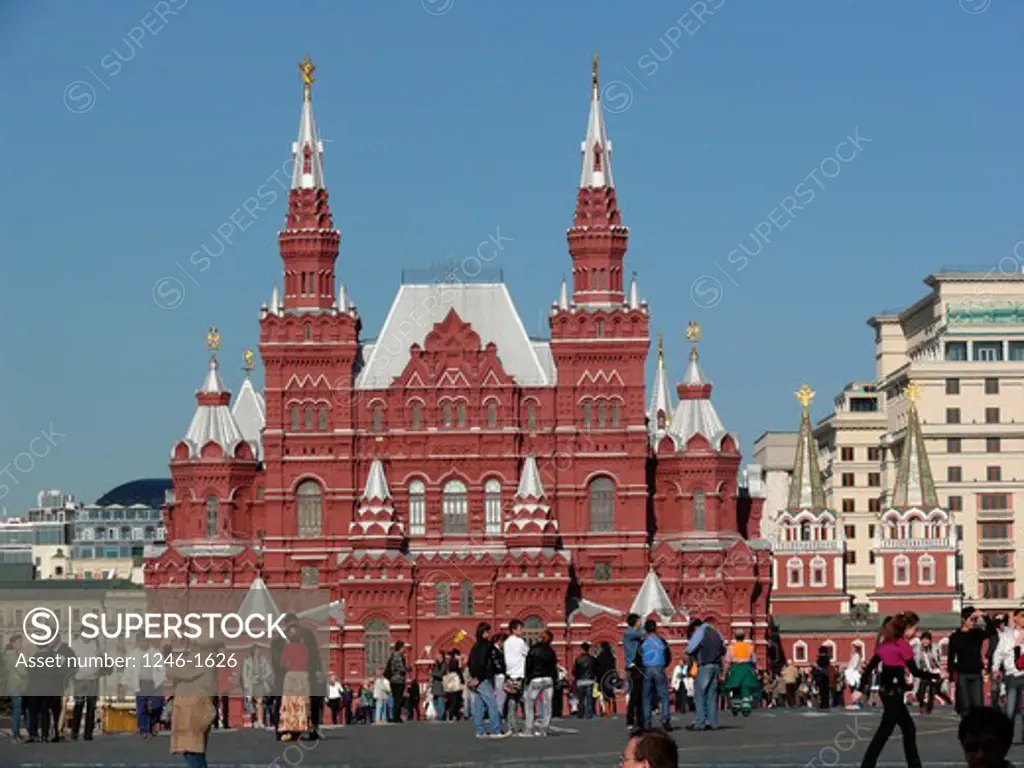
0,0,1020,514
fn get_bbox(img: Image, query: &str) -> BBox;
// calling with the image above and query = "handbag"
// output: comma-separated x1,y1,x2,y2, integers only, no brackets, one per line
504,678,523,695
442,671,461,693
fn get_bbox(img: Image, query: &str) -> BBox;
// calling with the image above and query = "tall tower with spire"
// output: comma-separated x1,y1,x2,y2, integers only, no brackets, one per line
869,381,960,614
769,384,850,615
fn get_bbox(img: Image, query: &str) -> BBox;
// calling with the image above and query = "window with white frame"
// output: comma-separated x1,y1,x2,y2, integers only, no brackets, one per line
588,477,615,532
793,642,808,663
787,558,804,587
205,495,218,537
894,555,910,585
435,582,450,617
919,555,936,585
296,480,323,538
484,479,502,536
443,480,468,534
408,480,426,536
693,491,706,531
486,401,498,428
810,557,827,587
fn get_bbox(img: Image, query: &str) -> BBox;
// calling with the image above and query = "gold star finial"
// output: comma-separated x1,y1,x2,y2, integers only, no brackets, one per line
206,326,221,352
906,380,922,404
299,54,315,99
795,383,815,410
242,349,255,375
685,321,701,343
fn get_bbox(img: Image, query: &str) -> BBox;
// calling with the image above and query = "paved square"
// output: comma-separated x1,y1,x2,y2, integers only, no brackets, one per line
3,709,972,767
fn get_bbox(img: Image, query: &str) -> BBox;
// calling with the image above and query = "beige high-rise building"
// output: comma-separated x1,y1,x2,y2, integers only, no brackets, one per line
758,271,1024,610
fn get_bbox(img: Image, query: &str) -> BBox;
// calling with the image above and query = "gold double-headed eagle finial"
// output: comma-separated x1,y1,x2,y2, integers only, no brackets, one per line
299,54,315,99
905,380,922,404
206,326,221,352
685,321,701,343
242,349,255,374
795,383,815,410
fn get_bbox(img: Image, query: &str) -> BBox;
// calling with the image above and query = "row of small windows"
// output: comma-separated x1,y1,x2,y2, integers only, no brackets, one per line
434,581,474,617
946,377,1002,395
840,472,882,488
841,498,883,513
786,555,935,587
285,271,331,297
369,401,538,431
581,400,622,430
946,342,1024,362
945,407,1002,424
221,476,617,539
78,526,160,542
290,404,329,432
948,465,1005,483
948,437,1003,453
838,446,882,462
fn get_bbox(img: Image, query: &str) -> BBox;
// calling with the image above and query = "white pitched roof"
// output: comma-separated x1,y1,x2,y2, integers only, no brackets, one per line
648,346,673,436
176,359,248,459
355,283,555,389
237,577,280,620
630,569,676,621
669,350,729,448
362,459,391,501
291,90,324,190
231,378,265,460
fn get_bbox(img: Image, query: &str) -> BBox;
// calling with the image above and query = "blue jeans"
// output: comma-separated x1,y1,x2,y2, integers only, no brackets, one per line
136,696,152,734
473,680,501,735
433,695,446,720
576,681,595,718
694,663,721,728
374,700,387,722
183,753,207,768
642,666,671,729
11,695,22,739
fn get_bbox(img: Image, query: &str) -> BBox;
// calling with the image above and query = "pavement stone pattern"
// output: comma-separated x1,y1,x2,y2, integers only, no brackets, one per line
2,709,971,767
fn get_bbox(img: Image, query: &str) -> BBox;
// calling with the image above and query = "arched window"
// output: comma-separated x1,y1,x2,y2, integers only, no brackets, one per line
304,405,314,431
656,410,666,430
793,641,808,663
408,480,426,536
205,495,217,537
304,323,312,341
456,403,466,428
800,522,811,542
893,555,910,586
526,402,537,430
522,615,544,645
443,480,468,534
588,477,615,532
436,582,450,617
459,581,473,616
810,557,827,587
318,406,329,431
693,491,706,531
291,405,300,431
443,403,453,428
484,479,502,536
787,558,804,587
371,406,384,432
596,319,605,338
611,402,620,427
582,402,592,431
486,402,498,428
297,480,323,538
364,619,390,677
919,555,935,585
410,402,422,429
597,403,606,428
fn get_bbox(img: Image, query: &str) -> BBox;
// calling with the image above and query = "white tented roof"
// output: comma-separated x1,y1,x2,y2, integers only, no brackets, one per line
355,283,555,389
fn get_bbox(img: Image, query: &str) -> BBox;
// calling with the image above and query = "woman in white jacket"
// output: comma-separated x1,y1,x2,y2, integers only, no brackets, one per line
992,610,1024,738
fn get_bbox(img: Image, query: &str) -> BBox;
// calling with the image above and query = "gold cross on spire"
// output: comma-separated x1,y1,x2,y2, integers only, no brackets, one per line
591,53,599,90
299,54,315,99
906,380,923,404
795,383,815,410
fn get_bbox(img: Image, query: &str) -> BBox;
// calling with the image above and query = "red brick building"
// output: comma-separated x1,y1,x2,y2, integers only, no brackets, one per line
145,57,772,684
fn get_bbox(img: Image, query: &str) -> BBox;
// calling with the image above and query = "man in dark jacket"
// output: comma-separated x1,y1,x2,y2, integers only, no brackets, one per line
949,607,997,716
524,629,558,736
686,616,724,732
623,613,646,728
468,622,506,737
384,641,408,723
573,642,597,719
430,649,447,721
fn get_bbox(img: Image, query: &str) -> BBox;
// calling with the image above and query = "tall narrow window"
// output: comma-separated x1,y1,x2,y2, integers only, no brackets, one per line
582,402,592,431
443,480,468,534
291,405,300,431
484,479,502,536
372,406,384,432
693,491,706,531
459,581,474,616
526,403,537,430
408,480,426,536
894,555,910,585
787,559,803,587
411,403,422,429
205,495,217,537
304,406,314,431
436,582,450,617
486,402,498,428
588,477,615,532
810,557,826,587
456,403,466,428
296,480,323,538
318,406,328,431
597,403,606,428
443,403,453,428
611,402,620,427
365,620,390,677
596,319,605,338
304,323,312,341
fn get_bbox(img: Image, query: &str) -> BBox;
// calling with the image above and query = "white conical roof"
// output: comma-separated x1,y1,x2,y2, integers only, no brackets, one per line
648,337,673,436
237,577,281,620
362,459,391,501
176,358,248,460
516,455,545,499
580,55,614,189
232,377,265,460
669,349,729,448
291,87,325,190
629,569,675,621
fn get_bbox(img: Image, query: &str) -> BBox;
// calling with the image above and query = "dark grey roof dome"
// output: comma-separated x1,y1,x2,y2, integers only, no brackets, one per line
95,478,171,508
